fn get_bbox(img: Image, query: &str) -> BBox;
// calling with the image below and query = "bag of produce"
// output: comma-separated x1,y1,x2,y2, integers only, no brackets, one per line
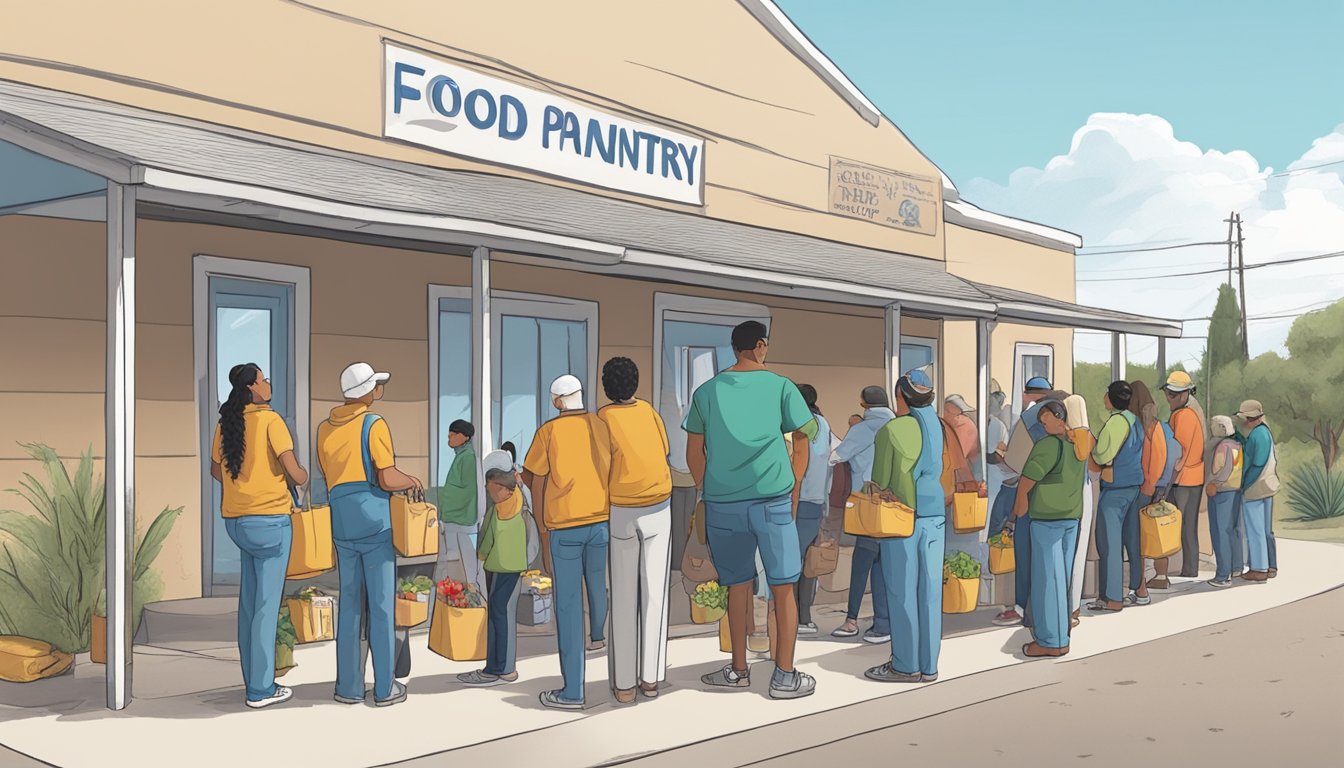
942,551,980,614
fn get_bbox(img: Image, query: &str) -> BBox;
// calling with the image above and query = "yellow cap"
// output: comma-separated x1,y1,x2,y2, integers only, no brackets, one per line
1162,371,1195,393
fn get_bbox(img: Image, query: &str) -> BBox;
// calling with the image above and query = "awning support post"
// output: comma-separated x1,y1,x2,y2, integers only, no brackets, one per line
976,319,993,483
471,246,493,524
884,303,902,399
1110,332,1127,383
1156,336,1167,383
105,182,136,710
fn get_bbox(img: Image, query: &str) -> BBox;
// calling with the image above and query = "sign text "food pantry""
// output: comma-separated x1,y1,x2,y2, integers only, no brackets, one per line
383,44,704,205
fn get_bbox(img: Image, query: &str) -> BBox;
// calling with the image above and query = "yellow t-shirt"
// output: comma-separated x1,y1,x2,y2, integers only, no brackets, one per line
316,403,396,491
523,412,612,530
211,404,295,518
599,400,672,507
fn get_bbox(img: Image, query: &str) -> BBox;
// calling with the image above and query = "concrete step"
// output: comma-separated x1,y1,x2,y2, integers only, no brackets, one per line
137,597,238,646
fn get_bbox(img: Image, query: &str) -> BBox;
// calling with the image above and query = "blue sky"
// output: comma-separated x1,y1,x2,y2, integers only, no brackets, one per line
776,0,1344,187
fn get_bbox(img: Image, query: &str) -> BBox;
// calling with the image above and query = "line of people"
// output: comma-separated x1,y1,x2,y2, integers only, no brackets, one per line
210,326,1282,711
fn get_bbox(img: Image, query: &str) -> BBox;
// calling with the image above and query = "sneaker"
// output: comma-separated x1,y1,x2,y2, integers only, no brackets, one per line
374,681,408,707
831,622,860,638
862,629,891,645
333,690,365,705
1268,568,1278,579
864,662,922,683
798,622,819,635
769,667,816,700
991,609,1023,627
458,670,518,687
246,685,293,709
701,664,752,689
587,639,607,652
920,673,939,683
539,690,584,710
1208,577,1233,589
1124,592,1151,607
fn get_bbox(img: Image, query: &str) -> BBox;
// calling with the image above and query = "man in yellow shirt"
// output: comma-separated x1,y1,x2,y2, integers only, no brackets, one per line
598,357,673,705
522,374,612,710
316,362,423,708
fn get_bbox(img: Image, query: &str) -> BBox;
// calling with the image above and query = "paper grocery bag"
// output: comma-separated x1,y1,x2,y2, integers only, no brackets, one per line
392,492,439,557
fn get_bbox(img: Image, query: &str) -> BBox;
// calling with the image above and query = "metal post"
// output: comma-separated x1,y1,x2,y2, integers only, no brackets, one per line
976,319,992,482
471,246,492,525
105,182,136,710
1110,332,1127,382
1156,336,1167,384
884,303,902,399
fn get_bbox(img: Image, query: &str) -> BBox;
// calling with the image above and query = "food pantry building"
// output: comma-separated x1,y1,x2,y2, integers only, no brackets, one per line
0,0,1181,708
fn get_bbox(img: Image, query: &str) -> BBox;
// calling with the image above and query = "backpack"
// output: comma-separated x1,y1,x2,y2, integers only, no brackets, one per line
1156,422,1182,491
521,493,541,568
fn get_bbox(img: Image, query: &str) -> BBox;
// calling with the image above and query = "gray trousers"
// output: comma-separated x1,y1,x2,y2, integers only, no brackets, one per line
1169,485,1204,576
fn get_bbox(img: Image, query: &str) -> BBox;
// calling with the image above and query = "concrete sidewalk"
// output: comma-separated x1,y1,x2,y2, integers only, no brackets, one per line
2,539,1340,768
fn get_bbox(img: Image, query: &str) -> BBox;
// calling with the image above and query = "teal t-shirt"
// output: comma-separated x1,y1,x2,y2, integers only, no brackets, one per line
683,370,815,503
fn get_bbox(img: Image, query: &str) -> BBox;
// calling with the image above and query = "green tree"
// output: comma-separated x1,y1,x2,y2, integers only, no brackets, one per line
1203,283,1246,377
1242,301,1344,471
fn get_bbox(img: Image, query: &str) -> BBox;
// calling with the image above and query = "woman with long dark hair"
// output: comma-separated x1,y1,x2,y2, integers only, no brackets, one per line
792,383,831,636
211,362,308,709
1125,380,1165,606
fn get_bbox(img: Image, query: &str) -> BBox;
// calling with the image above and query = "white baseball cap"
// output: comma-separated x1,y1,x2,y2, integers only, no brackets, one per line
340,362,390,399
482,450,514,474
550,374,583,398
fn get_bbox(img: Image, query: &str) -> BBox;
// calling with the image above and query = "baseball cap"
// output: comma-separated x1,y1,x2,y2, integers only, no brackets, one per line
1236,400,1265,420
903,369,933,391
945,394,974,414
1161,371,1195,393
550,374,583,397
340,362,390,399
1024,376,1052,392
482,450,514,474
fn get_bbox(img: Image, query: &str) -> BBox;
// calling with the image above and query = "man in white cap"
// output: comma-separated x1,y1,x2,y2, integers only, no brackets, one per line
521,374,613,710
316,362,423,707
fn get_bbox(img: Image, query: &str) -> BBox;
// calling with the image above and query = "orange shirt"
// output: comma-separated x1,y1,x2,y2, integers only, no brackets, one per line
598,400,673,507
1140,421,1167,492
1170,407,1206,487
523,412,612,530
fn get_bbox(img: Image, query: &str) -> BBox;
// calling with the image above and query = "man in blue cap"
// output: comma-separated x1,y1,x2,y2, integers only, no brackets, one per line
991,376,1060,627
864,369,946,684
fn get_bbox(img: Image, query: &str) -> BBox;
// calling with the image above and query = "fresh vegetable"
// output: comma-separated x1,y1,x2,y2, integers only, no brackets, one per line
944,550,981,580
275,603,297,671
435,578,485,609
691,580,728,611
397,575,435,595
1143,500,1179,518
292,586,325,602
987,531,1013,548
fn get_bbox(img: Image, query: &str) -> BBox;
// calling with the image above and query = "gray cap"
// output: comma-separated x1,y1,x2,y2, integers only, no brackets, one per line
860,385,889,408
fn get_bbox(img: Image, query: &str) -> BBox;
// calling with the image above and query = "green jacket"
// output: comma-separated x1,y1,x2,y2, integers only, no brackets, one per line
478,499,529,574
438,444,477,526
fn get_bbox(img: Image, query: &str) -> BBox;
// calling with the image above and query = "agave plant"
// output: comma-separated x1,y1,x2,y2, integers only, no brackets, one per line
0,443,182,653
1285,463,1344,521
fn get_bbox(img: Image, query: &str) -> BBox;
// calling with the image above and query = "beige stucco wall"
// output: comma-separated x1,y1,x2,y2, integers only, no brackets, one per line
0,0,946,260
2,212,923,601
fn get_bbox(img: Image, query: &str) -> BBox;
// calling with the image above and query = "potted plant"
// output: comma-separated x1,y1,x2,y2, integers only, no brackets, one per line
275,604,297,677
0,443,181,656
690,580,727,624
943,550,981,614
90,591,108,665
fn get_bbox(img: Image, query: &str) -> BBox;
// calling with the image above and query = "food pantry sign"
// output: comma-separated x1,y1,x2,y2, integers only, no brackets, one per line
383,43,705,205
828,157,939,237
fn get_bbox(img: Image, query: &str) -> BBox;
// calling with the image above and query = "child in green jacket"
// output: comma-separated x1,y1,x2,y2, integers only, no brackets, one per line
458,456,530,686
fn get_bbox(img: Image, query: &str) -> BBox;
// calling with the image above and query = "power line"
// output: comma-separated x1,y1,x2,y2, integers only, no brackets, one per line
1077,260,1226,275
1074,240,1230,257
1077,248,1344,282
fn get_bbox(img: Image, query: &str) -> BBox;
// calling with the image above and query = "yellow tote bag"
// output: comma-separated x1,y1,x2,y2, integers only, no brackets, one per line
428,599,487,661
287,492,335,580
391,491,439,557
844,491,914,538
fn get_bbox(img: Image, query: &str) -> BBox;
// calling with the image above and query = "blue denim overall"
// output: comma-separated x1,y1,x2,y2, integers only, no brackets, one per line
879,405,947,677
330,413,397,702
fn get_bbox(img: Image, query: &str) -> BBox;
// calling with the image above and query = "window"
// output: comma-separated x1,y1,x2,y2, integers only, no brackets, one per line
429,290,472,491
652,294,770,473
1012,342,1055,422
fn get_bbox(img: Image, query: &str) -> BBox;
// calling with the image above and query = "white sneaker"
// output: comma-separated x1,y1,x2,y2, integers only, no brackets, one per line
246,685,293,709
797,622,819,635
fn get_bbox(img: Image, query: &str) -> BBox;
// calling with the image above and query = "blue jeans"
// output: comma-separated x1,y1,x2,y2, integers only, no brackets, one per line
225,515,292,702
1243,497,1273,572
1014,514,1033,621
1209,491,1241,580
1029,519,1079,649
846,536,890,634
333,528,397,702
795,503,824,624
1096,486,1141,603
879,517,945,676
705,494,801,586
1126,495,1151,590
484,570,521,676
551,522,609,703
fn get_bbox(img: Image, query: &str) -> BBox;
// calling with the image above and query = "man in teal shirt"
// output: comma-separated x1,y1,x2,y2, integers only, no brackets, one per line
436,420,484,602
685,321,817,700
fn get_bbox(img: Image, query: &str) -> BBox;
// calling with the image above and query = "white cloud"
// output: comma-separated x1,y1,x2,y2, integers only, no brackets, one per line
963,114,1344,365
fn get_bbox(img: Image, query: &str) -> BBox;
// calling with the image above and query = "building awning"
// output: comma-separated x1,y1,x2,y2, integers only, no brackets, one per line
969,282,1184,338
0,79,998,318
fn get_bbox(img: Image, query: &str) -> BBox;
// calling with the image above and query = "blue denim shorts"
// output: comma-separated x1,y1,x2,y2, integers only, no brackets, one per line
705,494,802,587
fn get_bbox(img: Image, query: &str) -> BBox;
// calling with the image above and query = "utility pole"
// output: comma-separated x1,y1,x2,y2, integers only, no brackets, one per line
1224,212,1236,285
1235,213,1249,360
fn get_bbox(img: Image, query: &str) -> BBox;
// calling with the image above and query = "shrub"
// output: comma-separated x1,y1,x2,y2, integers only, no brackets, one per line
0,443,182,653
1284,463,1344,521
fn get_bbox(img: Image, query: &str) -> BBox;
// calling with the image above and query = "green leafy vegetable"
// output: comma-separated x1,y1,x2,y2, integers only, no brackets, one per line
691,581,728,611
987,532,1013,548
944,550,981,580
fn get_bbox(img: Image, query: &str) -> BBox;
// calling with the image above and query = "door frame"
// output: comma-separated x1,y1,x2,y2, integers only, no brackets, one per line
1012,341,1055,422
650,292,771,419
428,285,471,490
193,255,310,597
489,291,600,418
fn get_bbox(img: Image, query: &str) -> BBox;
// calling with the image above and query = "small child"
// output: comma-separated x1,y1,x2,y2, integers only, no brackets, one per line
457,454,530,687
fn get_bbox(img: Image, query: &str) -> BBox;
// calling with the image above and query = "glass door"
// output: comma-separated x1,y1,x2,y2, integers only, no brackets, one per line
659,323,739,474
206,276,295,591
490,295,598,462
